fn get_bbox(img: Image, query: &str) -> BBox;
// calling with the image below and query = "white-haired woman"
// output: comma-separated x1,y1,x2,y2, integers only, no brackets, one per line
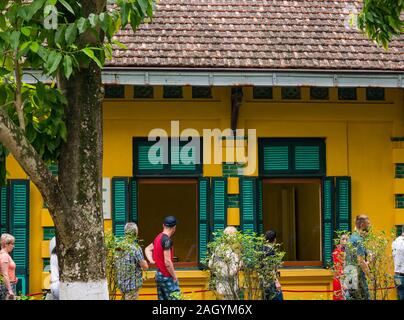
0,233,18,300
208,226,242,300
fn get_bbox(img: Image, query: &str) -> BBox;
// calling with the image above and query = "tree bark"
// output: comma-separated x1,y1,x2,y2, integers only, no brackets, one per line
56,63,107,299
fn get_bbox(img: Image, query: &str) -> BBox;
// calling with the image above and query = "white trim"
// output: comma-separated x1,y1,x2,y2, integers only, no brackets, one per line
23,70,404,88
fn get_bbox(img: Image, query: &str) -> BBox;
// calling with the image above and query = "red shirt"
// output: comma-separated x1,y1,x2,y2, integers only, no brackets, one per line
153,232,174,277
332,245,345,300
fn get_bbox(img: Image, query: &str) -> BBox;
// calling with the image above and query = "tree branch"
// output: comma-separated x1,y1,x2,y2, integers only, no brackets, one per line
0,108,72,244
13,55,25,130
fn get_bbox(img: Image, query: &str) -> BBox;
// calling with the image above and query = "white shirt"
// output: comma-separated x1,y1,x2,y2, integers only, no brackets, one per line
392,235,404,274
49,237,60,299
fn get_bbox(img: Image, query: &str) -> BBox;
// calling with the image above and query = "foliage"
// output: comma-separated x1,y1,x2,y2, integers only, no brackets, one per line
0,0,155,178
333,228,395,300
0,144,8,186
169,291,190,300
358,0,404,49
105,230,147,300
363,228,395,300
206,230,285,300
15,293,32,300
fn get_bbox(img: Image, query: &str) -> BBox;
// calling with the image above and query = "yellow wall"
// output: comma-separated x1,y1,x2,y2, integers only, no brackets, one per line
5,86,403,299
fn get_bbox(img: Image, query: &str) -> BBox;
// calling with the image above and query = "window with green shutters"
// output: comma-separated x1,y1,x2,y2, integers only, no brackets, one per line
211,178,227,238
259,138,326,177
133,138,202,176
111,177,129,237
8,179,30,295
240,177,258,234
198,178,210,267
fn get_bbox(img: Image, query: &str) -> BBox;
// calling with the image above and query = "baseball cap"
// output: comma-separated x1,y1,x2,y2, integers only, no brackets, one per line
164,216,177,227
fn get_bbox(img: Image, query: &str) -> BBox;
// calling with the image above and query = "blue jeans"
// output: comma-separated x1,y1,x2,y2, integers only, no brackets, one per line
155,270,181,300
394,275,404,301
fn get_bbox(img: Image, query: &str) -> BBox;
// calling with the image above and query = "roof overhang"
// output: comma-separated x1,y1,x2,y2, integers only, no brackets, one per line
24,69,404,88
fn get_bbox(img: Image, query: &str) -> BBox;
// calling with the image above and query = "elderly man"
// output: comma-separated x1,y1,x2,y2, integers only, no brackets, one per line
116,222,148,300
392,225,404,300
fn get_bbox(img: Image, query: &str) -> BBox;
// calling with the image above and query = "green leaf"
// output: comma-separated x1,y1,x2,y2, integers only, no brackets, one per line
137,0,149,15
76,17,89,34
99,12,111,33
46,51,62,75
65,23,77,46
25,0,46,21
10,31,20,50
0,15,6,29
30,42,40,53
120,2,129,27
82,47,103,68
55,24,66,45
21,27,32,37
88,13,98,28
36,82,46,102
37,46,49,61
62,55,73,79
112,39,128,49
59,0,75,15
17,41,32,59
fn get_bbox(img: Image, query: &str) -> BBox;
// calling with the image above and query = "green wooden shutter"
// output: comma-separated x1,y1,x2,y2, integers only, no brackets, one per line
129,178,138,223
335,177,351,232
322,177,334,266
0,186,8,234
112,177,129,237
134,139,166,175
264,145,289,172
294,145,320,171
240,177,257,234
198,178,210,267
171,142,196,172
8,179,29,295
211,178,227,238
257,179,264,235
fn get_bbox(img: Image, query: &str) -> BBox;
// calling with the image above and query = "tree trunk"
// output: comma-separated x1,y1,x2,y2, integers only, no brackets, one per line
56,63,107,299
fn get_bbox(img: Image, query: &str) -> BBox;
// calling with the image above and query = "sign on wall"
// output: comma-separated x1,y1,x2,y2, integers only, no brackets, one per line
102,178,111,219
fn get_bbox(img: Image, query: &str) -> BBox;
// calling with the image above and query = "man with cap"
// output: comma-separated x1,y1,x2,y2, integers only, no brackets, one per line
145,216,181,300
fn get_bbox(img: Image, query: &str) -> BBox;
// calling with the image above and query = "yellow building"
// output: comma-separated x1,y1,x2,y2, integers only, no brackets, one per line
1,1,403,300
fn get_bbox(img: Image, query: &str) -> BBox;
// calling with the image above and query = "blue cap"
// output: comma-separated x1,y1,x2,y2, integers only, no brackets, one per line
164,216,177,227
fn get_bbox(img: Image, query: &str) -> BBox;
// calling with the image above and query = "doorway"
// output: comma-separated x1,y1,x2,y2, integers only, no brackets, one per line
262,179,322,265
137,179,198,266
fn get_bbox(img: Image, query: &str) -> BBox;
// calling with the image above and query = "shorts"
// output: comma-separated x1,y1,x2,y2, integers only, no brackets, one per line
155,270,181,300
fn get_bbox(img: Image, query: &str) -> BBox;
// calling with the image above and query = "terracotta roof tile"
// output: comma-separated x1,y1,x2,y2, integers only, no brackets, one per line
107,0,404,70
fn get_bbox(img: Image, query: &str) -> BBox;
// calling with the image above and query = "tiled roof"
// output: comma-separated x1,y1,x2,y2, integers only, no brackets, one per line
108,0,404,71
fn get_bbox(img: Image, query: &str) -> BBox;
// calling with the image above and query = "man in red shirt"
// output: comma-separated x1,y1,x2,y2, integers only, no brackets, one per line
145,216,181,300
